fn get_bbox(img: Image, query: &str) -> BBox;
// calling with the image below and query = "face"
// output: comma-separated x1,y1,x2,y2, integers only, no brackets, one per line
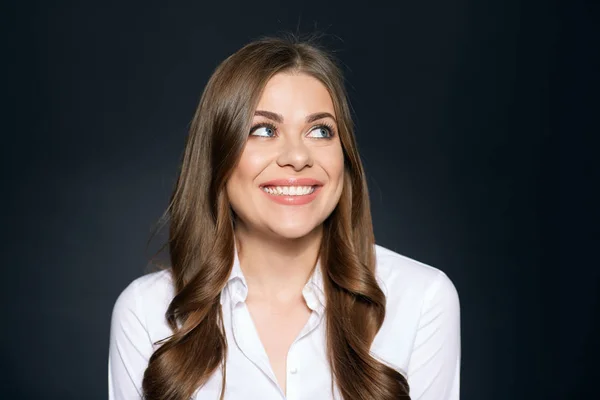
226,72,345,240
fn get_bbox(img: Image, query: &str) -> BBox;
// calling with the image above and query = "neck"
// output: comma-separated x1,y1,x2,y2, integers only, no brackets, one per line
234,223,322,303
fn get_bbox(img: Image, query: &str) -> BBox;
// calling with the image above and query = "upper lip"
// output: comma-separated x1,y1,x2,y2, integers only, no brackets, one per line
260,178,324,187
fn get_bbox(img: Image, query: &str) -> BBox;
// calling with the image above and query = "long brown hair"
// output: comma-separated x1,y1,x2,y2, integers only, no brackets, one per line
142,35,410,400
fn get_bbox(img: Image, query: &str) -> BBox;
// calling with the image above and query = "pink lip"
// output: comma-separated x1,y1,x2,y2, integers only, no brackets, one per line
260,178,324,187
259,178,324,206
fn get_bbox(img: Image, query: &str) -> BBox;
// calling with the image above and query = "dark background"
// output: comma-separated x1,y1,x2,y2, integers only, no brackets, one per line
3,0,598,399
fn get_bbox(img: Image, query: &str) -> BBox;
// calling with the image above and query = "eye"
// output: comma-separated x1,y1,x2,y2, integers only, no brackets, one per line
307,125,334,139
250,124,276,137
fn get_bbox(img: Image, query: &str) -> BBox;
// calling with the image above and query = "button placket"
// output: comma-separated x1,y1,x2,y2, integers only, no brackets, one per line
230,297,280,396
286,345,299,400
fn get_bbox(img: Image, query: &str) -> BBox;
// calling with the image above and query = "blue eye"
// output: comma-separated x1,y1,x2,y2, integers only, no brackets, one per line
250,125,276,137
308,125,333,139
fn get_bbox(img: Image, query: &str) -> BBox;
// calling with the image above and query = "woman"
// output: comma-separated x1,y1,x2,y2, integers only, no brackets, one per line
109,36,460,400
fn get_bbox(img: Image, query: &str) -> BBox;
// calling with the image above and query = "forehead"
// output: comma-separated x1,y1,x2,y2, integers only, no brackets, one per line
256,72,336,118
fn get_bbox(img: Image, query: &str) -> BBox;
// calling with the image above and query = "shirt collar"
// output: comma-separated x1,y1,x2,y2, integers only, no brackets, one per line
219,242,326,315
219,240,248,306
303,258,326,314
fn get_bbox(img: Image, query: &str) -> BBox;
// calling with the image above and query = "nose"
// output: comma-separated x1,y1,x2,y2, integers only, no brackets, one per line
276,135,313,171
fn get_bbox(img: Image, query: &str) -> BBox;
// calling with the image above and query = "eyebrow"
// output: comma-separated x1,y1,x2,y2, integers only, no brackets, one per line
254,110,337,124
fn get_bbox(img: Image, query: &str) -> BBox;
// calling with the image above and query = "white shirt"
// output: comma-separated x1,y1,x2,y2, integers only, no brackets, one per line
109,244,461,399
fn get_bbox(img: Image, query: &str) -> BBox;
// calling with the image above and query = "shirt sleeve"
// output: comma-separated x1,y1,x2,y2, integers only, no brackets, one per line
108,279,154,400
407,270,461,400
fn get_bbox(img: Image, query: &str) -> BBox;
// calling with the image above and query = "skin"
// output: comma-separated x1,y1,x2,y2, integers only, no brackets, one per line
225,72,345,394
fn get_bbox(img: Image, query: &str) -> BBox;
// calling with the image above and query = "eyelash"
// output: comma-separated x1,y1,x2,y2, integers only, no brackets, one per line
249,122,336,139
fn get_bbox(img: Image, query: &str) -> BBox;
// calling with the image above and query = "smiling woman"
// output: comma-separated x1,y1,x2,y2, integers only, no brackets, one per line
108,35,460,400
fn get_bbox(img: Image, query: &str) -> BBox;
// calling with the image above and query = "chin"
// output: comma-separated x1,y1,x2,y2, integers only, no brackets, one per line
267,220,321,240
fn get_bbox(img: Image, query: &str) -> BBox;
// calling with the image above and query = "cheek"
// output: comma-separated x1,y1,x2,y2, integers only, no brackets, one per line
242,143,275,174
229,147,270,187
226,146,272,216
317,145,345,183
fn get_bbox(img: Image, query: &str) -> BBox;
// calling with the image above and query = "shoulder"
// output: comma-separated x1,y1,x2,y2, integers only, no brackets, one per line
371,244,460,376
111,269,175,335
113,269,174,310
374,244,459,309
108,270,176,397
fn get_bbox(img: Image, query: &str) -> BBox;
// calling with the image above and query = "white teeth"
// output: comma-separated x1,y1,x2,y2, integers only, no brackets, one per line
261,185,316,196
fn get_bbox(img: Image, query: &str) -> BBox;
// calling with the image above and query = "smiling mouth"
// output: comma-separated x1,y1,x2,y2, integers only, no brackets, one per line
260,185,317,196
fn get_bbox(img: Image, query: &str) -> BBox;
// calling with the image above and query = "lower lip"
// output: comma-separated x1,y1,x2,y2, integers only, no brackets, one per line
260,186,322,205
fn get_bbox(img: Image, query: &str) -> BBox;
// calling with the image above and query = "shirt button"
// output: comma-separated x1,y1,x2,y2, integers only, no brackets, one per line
290,367,298,374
